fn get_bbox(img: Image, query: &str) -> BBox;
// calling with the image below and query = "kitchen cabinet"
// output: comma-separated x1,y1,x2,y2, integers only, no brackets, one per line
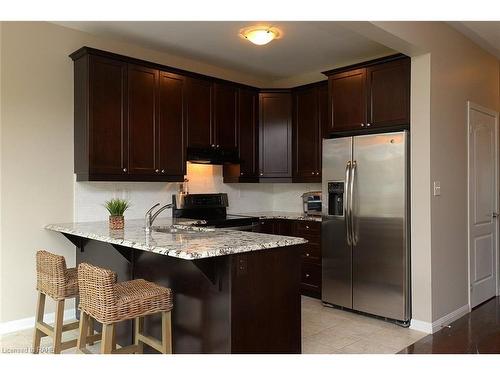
214,82,238,149
71,48,186,181
328,68,367,133
223,87,259,183
324,54,410,134
185,77,213,149
366,58,410,129
259,91,292,180
256,219,322,299
158,71,187,176
75,54,127,178
292,82,327,182
127,64,158,175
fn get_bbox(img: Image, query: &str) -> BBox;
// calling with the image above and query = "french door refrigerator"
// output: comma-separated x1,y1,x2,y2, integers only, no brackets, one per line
321,131,410,324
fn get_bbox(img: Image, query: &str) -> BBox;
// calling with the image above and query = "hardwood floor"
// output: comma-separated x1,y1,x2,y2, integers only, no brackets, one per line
400,297,500,354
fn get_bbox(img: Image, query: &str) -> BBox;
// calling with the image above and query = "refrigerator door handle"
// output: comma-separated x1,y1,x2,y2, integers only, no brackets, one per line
351,160,357,246
345,161,352,246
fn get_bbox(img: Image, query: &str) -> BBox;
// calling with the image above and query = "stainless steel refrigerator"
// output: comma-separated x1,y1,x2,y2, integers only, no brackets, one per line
321,131,410,324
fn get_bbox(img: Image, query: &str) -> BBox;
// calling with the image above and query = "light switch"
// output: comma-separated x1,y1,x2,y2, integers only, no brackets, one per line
433,181,441,196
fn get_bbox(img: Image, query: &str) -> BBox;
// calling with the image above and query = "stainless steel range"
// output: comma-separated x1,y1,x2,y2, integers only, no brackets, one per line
172,193,259,231
321,131,410,325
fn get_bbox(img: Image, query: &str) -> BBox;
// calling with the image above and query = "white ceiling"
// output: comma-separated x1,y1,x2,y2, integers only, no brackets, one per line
449,22,500,59
56,21,394,84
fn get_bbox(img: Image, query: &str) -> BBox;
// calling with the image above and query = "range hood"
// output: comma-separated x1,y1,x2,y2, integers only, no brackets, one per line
186,147,240,165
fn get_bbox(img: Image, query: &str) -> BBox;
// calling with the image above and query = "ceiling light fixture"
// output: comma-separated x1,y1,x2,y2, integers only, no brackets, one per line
239,26,281,46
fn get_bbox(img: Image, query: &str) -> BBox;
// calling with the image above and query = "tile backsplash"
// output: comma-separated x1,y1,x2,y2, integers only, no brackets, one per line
74,163,321,222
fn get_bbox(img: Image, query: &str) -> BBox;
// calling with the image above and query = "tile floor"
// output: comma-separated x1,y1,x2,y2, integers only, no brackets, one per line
301,296,427,354
0,296,427,354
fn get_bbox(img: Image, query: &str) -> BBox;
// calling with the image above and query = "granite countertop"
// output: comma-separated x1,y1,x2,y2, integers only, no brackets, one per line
232,211,322,222
45,218,308,260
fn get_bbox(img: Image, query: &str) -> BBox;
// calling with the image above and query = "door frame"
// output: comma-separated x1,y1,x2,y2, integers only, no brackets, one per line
467,100,500,310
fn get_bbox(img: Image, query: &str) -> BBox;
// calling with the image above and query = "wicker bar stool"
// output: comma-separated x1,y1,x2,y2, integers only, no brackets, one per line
76,263,173,354
33,250,100,354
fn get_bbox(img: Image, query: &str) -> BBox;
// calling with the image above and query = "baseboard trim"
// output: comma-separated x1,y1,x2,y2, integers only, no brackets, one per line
410,319,433,333
410,304,470,334
431,304,470,333
0,309,76,335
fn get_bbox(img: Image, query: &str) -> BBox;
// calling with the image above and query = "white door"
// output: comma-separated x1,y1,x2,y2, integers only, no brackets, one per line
468,102,499,308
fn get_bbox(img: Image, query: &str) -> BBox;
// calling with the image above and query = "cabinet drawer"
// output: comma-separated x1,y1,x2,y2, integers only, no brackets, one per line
294,221,321,237
302,243,321,263
301,263,321,288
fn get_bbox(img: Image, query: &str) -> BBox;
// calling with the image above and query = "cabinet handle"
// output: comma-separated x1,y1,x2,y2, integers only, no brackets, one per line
211,144,216,148
367,123,371,127
155,169,159,173
306,253,310,257
311,172,315,175
161,169,165,174
260,172,263,176
306,225,310,229
240,172,244,176
361,123,365,127
123,168,127,173
305,273,310,278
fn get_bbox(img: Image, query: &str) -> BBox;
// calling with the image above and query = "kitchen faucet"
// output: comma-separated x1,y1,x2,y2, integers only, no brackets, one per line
145,203,173,232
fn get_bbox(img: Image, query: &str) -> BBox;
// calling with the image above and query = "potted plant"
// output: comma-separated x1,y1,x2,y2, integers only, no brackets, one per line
104,198,131,230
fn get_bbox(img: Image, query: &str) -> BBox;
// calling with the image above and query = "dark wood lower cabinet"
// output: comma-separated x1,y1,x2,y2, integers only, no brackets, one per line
256,219,322,299
74,238,302,354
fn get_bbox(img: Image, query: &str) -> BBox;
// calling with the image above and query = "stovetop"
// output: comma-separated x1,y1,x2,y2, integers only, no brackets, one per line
171,193,258,229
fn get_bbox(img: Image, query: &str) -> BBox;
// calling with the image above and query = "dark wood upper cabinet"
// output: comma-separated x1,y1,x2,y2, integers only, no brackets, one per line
259,91,292,179
238,88,259,178
158,71,186,177
86,55,127,176
328,68,367,133
366,58,410,129
185,77,213,148
127,64,158,175
324,54,410,135
293,85,321,181
214,83,238,149
318,82,329,140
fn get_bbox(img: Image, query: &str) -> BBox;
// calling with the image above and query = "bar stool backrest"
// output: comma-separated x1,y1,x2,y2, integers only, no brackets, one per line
36,250,70,299
77,263,118,322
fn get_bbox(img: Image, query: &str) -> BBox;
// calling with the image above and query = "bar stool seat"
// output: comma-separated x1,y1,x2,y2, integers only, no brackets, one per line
33,250,100,354
77,263,173,354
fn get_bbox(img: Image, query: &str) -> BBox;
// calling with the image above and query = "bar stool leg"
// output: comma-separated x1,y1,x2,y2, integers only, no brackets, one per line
101,324,115,354
87,316,95,345
52,299,65,354
77,311,89,353
134,317,144,354
161,311,172,354
32,292,46,354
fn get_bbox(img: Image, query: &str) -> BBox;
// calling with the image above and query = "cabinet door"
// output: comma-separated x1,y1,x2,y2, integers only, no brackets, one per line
88,55,127,175
127,64,158,175
293,87,320,180
186,77,213,148
214,83,238,149
259,92,292,178
366,58,410,128
158,71,186,176
238,88,259,177
329,68,367,132
318,82,329,178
